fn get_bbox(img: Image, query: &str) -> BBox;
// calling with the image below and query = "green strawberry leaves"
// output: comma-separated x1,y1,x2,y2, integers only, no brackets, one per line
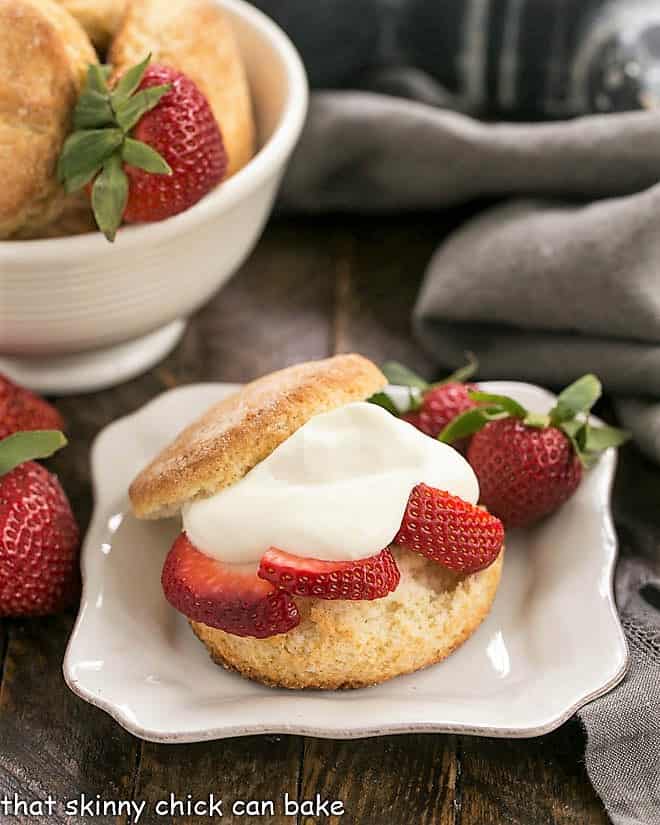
381,362,429,390
91,154,129,242
72,90,115,130
58,128,124,186
114,84,171,133
380,353,479,393
57,54,172,242
111,54,151,104
467,391,528,420
121,137,171,174
368,391,401,416
0,431,67,477
549,374,601,424
437,406,509,442
438,352,479,386
438,374,629,467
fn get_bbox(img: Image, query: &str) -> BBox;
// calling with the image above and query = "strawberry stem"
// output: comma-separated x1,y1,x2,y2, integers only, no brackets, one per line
433,352,479,386
439,375,629,465
57,54,173,242
380,362,429,390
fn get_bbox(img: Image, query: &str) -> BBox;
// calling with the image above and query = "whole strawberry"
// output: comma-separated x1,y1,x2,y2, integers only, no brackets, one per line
370,356,478,446
0,374,63,440
58,55,227,241
122,64,227,224
440,375,629,528
0,432,79,617
467,418,582,528
418,382,476,438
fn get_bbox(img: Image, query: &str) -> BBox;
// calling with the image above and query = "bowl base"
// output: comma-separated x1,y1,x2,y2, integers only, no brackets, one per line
0,320,186,395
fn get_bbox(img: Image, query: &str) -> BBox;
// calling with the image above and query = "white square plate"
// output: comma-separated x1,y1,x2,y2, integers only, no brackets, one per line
63,381,628,742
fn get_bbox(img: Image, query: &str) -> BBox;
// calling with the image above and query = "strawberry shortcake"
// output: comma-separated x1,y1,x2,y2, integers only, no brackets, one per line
129,355,504,689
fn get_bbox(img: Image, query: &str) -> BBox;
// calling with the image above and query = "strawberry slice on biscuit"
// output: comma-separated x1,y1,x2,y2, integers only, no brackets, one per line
395,483,504,574
258,547,400,600
162,534,300,638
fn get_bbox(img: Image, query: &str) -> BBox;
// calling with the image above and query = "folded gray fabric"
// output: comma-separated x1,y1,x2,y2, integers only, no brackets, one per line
281,94,660,213
280,82,660,825
281,92,660,465
413,189,660,463
581,552,660,825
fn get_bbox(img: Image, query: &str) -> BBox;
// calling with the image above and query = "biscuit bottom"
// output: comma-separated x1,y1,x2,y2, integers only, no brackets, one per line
190,546,504,690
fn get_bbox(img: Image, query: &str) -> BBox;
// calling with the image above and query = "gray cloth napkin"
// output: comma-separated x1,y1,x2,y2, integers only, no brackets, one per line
281,92,660,463
280,86,660,824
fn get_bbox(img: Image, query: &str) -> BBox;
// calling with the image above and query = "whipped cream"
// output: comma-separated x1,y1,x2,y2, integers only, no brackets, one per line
182,402,479,564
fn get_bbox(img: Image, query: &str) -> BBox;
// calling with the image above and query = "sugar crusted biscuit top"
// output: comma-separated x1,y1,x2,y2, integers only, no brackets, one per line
129,354,387,520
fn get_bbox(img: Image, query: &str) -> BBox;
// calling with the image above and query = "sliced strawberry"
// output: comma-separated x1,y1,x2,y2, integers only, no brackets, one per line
162,533,299,638
395,483,504,574
258,547,400,600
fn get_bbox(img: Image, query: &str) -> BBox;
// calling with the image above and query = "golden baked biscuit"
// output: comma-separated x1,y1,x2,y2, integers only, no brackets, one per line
56,0,127,51
110,0,255,177
15,191,95,239
129,355,504,690
129,354,387,519
192,547,504,690
0,0,97,239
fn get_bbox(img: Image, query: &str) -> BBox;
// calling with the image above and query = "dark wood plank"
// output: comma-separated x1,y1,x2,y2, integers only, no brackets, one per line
459,724,610,825
0,615,139,825
300,736,458,825
133,736,301,825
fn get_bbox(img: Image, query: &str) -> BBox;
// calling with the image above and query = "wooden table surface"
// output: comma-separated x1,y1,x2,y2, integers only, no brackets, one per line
4,214,655,824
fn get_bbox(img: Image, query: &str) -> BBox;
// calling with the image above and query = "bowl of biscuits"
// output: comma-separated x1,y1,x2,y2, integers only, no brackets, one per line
0,0,307,393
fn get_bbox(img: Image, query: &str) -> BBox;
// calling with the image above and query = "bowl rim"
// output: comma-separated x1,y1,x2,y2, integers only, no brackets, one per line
0,0,308,261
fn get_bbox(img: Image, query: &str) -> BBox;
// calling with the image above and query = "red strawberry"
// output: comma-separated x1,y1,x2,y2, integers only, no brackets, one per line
162,533,300,638
58,56,227,241
440,375,629,528
0,461,79,617
400,411,422,429
258,547,400,600
375,359,479,446
467,419,582,528
394,483,504,573
417,382,476,438
122,64,227,224
0,374,64,440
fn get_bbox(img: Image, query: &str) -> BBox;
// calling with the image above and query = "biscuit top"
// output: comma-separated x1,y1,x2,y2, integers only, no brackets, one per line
129,354,387,520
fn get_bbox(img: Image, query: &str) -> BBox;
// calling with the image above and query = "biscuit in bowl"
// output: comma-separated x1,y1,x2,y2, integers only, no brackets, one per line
56,0,127,50
0,0,97,238
110,0,255,177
